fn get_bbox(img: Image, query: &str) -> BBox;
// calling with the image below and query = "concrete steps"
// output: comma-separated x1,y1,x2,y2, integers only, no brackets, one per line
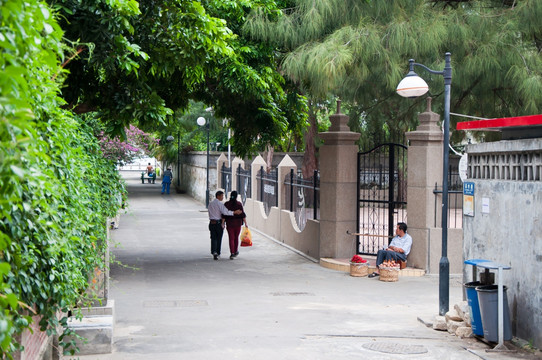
65,300,114,355
320,258,425,277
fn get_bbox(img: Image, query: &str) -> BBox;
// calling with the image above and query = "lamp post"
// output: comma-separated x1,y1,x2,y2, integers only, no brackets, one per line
396,52,452,316
166,132,181,191
223,118,231,168
197,116,210,208
177,132,180,188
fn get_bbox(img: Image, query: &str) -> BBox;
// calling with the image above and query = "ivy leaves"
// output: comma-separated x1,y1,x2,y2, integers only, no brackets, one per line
1,0,126,356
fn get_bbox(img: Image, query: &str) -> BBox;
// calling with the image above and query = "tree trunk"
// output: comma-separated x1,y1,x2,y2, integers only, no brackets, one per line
301,101,318,178
263,144,274,173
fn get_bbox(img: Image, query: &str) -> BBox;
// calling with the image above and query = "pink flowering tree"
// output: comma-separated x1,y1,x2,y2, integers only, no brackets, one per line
98,125,158,165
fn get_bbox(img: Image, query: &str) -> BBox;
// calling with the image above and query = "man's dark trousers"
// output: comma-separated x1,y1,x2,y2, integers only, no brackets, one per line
376,249,407,266
209,223,223,255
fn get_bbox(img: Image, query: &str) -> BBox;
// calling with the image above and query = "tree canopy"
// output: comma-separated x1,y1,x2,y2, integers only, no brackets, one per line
52,0,307,157
245,0,542,148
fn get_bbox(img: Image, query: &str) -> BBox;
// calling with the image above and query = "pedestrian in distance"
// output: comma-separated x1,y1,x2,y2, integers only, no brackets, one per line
146,163,154,176
223,191,247,260
207,190,242,260
368,222,412,278
161,167,173,194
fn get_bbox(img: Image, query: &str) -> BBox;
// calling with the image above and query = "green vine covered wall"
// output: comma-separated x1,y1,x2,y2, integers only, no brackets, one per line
0,0,125,356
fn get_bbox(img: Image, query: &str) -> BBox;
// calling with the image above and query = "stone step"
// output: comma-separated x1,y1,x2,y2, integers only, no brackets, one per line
320,258,425,277
65,300,114,355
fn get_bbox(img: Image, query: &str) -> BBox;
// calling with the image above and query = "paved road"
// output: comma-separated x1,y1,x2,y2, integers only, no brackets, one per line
69,172,536,360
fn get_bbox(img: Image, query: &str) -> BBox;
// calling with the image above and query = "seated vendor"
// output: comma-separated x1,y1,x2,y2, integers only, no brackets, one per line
368,222,412,278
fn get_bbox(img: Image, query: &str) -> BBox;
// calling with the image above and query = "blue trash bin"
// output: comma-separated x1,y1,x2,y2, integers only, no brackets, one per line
464,281,484,336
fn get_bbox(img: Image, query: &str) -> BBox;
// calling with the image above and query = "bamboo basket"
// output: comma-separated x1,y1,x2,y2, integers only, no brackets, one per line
379,266,400,282
349,262,369,277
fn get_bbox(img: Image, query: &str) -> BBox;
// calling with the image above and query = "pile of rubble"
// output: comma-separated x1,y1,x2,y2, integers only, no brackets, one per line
433,301,473,338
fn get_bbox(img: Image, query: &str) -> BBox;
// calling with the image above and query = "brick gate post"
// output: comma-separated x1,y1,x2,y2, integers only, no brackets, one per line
405,98,443,272
318,101,360,259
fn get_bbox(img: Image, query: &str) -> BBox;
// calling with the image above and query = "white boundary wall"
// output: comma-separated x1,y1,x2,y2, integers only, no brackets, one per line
463,138,542,348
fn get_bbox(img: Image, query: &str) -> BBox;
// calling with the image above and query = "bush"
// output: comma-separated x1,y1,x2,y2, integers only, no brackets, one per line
0,1,125,356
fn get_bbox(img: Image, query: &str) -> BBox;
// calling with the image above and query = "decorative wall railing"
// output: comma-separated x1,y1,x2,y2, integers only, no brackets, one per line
220,163,232,195
257,166,278,216
284,169,320,231
236,164,251,205
468,152,542,181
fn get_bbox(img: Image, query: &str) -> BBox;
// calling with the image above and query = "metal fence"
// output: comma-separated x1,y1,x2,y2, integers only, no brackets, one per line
257,166,278,216
357,143,408,255
236,164,251,205
284,169,320,231
220,163,232,195
433,168,463,229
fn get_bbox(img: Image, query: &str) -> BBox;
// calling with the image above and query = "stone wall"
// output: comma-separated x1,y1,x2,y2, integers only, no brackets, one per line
463,138,542,348
244,198,320,260
177,152,304,203
178,152,220,203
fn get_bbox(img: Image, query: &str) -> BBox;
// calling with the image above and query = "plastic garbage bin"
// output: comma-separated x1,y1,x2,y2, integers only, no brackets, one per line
464,281,484,336
476,285,512,342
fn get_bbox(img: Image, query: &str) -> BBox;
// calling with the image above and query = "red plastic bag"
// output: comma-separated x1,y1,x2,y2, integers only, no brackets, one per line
240,227,252,247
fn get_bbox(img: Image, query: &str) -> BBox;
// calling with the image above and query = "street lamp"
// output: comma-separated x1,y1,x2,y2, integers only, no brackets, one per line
223,118,231,168
197,116,210,208
166,133,181,190
397,52,452,316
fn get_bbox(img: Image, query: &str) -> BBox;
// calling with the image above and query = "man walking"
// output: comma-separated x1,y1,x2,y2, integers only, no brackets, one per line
368,222,412,278
161,167,173,194
207,190,242,260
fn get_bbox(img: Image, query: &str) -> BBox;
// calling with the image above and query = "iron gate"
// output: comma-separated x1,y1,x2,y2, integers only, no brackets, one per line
357,143,407,255
236,164,251,205
221,163,232,195
257,166,278,216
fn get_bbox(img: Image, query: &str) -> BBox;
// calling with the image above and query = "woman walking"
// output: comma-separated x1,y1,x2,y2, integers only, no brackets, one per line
224,191,247,260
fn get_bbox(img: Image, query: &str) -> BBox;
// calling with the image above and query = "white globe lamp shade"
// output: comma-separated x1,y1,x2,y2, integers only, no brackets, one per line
396,74,429,98
196,117,206,126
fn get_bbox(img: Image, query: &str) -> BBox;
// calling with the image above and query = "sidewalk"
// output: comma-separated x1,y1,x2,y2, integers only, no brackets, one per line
68,172,537,360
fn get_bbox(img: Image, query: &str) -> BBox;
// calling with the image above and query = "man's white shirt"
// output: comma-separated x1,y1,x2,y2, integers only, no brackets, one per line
208,199,234,220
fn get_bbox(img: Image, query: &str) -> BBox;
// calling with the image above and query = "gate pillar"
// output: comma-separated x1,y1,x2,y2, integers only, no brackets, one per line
277,155,297,210
405,98,443,272
318,101,360,258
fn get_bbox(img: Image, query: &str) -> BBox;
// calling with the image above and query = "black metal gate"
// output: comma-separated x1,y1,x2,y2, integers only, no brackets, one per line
357,143,407,255
236,164,251,205
221,163,232,195
257,166,278,216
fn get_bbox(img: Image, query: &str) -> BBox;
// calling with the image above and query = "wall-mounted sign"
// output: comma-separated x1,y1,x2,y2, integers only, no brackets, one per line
264,184,275,195
482,197,490,214
463,181,474,217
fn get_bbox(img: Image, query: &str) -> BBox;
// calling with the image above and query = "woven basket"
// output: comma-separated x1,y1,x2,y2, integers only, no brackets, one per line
349,262,369,277
379,266,400,282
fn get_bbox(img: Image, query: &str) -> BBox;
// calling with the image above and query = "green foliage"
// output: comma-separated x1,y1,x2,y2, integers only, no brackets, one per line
51,0,231,127
192,0,308,157
52,0,307,158
246,0,542,148
1,0,125,356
